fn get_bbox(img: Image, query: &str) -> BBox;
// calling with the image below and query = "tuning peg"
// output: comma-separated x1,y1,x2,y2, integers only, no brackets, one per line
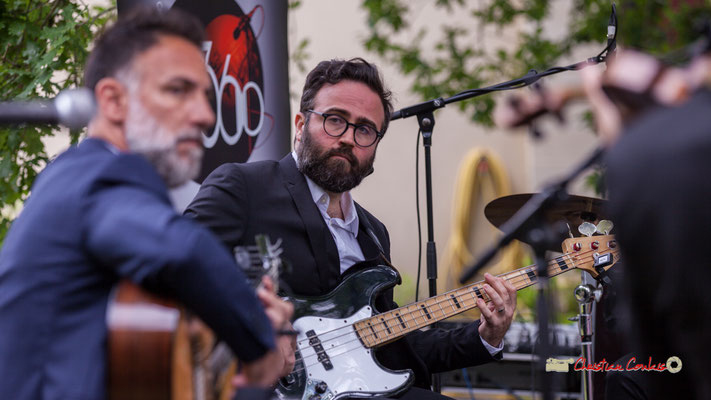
595,220,614,235
578,222,597,237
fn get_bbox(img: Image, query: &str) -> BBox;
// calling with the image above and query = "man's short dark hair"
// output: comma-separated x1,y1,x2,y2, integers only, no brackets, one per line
84,7,205,90
300,58,393,135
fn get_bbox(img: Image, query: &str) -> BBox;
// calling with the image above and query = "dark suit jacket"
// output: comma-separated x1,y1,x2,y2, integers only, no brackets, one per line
605,89,711,399
185,154,497,389
0,138,274,400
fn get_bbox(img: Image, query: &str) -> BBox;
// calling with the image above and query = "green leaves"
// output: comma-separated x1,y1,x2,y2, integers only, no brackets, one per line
363,0,408,31
361,0,711,121
360,0,711,195
0,0,116,241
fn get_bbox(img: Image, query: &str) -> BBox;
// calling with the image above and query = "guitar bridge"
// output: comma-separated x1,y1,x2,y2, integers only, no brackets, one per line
306,330,333,371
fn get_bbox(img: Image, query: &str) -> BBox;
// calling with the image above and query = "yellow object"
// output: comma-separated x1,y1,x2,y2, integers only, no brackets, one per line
441,148,525,318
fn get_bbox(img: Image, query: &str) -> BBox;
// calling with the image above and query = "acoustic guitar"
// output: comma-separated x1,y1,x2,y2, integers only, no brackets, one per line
106,235,283,400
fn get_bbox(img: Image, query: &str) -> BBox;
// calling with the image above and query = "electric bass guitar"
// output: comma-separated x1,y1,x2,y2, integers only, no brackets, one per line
276,235,619,399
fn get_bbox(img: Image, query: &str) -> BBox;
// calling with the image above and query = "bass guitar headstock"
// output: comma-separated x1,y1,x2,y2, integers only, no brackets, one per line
562,235,620,284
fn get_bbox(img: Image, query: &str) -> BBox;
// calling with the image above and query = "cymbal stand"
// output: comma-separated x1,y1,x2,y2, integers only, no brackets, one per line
571,277,602,400
458,146,605,400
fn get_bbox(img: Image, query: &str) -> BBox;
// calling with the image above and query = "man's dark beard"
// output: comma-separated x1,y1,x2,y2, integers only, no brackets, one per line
297,125,375,193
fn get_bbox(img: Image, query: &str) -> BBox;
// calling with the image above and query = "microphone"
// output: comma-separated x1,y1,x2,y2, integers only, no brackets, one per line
606,4,618,64
0,88,96,130
390,97,445,121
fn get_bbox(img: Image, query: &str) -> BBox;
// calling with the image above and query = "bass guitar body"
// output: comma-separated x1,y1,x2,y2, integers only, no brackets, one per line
277,265,414,400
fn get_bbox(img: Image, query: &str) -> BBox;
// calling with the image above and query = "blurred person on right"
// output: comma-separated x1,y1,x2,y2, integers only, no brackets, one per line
583,47,711,399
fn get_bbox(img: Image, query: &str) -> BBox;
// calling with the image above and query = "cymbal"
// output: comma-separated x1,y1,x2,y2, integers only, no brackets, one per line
484,193,608,251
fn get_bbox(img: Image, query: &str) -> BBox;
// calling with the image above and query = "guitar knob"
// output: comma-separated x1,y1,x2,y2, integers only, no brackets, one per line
573,243,582,252
591,241,599,250
315,381,328,394
608,240,617,248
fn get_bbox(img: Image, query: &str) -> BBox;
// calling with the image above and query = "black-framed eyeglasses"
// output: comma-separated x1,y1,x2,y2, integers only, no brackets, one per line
306,110,383,148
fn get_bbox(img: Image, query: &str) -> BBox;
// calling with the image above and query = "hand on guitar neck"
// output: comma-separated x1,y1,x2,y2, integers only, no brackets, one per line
476,273,518,348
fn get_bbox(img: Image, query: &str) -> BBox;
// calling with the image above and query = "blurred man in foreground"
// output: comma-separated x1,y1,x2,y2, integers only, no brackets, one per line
0,8,291,400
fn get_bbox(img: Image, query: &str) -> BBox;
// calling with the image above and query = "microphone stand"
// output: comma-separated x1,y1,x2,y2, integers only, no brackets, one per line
392,54,606,395
458,147,605,400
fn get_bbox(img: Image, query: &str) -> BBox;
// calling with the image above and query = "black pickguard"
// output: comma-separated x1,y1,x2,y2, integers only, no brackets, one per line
276,263,414,399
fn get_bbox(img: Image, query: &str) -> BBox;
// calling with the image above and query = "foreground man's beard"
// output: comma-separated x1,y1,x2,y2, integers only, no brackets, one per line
124,98,203,188
296,121,375,193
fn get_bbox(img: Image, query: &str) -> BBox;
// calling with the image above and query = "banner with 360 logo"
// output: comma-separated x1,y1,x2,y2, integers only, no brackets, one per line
118,0,291,183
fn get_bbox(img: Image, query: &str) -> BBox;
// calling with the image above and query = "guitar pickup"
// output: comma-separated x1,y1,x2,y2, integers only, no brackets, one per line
306,330,333,371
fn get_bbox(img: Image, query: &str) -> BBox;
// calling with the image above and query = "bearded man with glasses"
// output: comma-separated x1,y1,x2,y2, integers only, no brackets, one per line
186,58,516,399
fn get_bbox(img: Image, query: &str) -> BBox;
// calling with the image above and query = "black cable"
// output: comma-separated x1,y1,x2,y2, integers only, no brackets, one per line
594,3,618,62
530,330,537,400
415,129,422,302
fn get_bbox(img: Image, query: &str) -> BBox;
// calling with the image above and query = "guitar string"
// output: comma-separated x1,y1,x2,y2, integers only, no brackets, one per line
288,246,613,370
287,246,617,373
287,251,621,378
291,246,601,354
288,249,621,377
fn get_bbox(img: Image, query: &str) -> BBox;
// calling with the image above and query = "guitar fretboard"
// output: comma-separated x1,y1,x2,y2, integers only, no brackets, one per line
353,253,578,348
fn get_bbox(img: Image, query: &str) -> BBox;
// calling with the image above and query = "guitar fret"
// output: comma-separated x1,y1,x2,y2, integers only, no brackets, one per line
435,300,445,318
408,314,419,328
556,256,569,271
380,317,391,334
450,294,461,310
459,291,476,308
519,269,531,289
403,307,422,330
467,289,478,304
526,269,537,282
396,313,407,329
420,304,432,320
414,305,426,325
389,312,404,334
564,253,578,269
473,286,483,300
367,321,378,339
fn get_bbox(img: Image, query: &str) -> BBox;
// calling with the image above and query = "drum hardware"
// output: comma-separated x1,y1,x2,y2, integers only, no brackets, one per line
570,282,602,400
484,192,617,400
569,216,613,400
484,193,608,252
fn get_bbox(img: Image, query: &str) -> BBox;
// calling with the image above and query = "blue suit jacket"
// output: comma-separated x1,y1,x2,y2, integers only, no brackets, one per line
0,138,275,400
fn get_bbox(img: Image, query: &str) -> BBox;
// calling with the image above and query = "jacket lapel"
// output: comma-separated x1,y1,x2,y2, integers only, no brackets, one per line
355,202,386,260
278,155,341,291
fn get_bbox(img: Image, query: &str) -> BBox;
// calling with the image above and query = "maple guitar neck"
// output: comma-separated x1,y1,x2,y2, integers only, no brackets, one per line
354,235,619,348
